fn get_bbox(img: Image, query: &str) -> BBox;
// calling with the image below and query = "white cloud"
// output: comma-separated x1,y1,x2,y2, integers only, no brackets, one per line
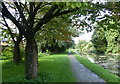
73,30,93,44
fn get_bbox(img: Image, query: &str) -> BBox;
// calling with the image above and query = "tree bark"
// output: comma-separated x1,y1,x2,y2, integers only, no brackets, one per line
25,37,38,79
13,42,21,63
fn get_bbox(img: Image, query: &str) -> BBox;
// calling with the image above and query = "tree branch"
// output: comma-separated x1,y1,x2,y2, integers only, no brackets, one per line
0,22,6,27
33,5,58,34
2,15,16,43
2,2,27,37
34,2,43,14
29,2,34,28
36,2,52,14
54,8,79,17
21,2,30,15
17,32,23,44
14,2,28,28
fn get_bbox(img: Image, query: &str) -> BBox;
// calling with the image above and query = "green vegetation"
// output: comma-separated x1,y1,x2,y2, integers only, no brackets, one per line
2,2,96,79
76,40,94,52
91,28,107,54
1,46,13,60
91,27,119,54
75,55,120,83
36,16,77,53
1,1,120,81
2,54,76,82
105,29,119,54
1,46,25,61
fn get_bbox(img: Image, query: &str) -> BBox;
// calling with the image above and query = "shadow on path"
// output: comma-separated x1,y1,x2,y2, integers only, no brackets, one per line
68,55,106,82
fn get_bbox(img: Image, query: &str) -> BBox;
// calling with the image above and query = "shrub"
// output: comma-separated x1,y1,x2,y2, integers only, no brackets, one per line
1,46,13,60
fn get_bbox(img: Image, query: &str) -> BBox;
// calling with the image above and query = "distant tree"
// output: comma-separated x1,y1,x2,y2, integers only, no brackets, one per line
91,28,107,54
76,40,88,52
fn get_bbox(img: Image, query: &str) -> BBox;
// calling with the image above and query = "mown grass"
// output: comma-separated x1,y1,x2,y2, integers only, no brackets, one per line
38,54,76,82
2,54,76,82
75,55,120,83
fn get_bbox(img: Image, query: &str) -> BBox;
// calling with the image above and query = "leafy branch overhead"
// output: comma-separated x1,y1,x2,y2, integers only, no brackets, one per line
2,2,86,37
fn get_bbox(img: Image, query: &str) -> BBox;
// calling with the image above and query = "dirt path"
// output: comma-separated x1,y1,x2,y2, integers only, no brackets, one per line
68,55,106,82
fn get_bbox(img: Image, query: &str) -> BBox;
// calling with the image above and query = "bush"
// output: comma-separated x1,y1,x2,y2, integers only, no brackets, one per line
112,47,118,54
38,52,49,57
1,46,13,60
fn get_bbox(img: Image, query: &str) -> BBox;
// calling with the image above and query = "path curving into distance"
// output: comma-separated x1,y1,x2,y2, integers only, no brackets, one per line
68,55,106,82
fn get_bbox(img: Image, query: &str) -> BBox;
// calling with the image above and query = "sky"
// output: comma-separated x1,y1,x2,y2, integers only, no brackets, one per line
73,30,94,44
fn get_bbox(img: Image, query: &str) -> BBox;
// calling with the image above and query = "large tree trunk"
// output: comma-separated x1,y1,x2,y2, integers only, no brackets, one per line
13,42,21,63
25,37,38,79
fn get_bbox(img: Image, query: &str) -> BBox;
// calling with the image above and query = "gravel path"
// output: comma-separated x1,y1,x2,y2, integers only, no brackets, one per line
68,55,106,82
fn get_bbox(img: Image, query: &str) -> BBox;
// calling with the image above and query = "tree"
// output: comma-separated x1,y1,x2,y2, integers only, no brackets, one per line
35,16,78,53
91,28,107,54
2,2,89,79
0,17,23,63
0,2,23,63
105,29,119,54
76,40,88,52
94,2,120,54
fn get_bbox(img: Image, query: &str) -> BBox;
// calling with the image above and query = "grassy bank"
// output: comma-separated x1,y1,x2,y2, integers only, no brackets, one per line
75,55,120,83
2,54,76,82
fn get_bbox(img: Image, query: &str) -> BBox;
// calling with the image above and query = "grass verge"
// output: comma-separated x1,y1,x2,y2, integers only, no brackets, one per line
2,54,76,82
75,54,120,83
